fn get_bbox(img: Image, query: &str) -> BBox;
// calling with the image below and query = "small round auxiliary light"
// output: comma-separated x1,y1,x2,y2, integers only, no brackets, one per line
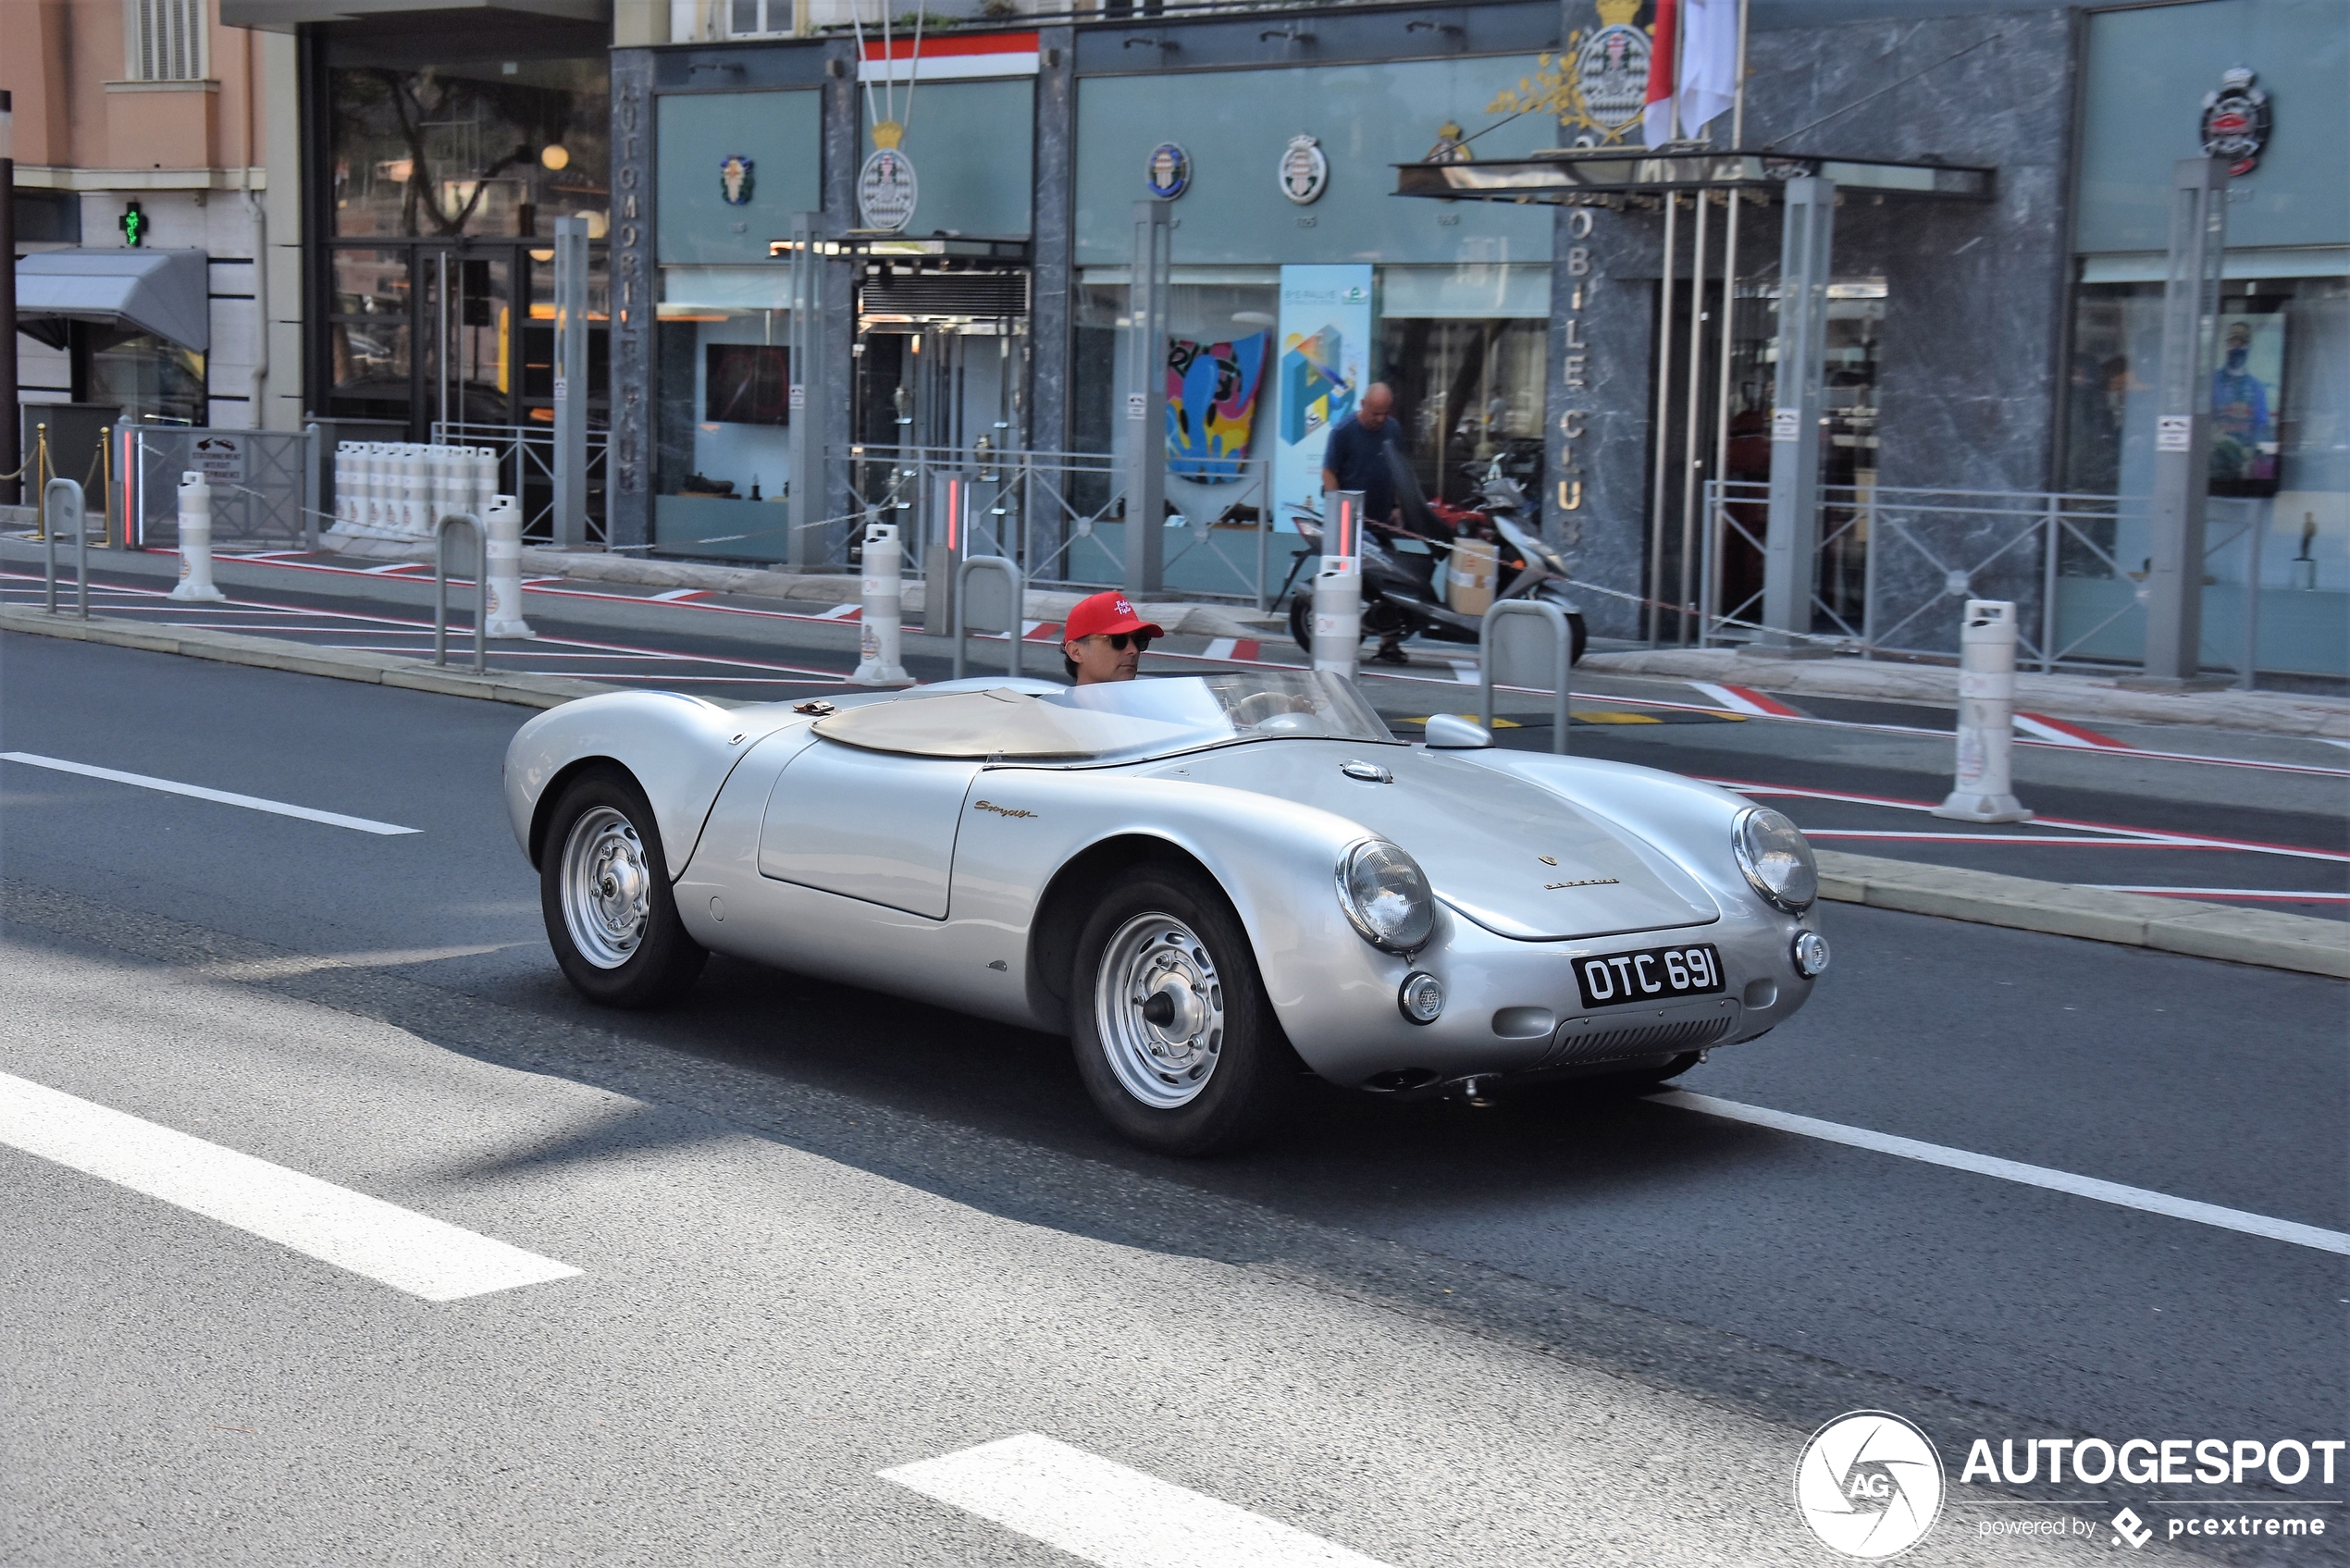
1398,970,1445,1024
1792,930,1831,978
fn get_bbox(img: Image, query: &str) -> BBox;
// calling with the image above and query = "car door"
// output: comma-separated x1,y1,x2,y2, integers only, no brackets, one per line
758,739,978,920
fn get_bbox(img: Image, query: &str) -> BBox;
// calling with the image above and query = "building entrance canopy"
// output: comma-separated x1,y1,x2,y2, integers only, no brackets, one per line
14,249,210,353
1392,148,1995,204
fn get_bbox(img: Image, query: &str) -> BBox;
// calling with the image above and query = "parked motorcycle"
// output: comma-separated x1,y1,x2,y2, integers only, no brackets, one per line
1280,451,1587,666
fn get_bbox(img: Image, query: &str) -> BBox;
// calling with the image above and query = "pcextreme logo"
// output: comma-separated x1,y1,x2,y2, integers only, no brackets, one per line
1795,1411,1946,1559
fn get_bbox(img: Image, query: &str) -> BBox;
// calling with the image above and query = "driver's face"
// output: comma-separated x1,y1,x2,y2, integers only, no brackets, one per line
1064,632,1144,684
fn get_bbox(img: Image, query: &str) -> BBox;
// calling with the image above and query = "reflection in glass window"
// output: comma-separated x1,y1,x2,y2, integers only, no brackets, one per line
330,58,610,239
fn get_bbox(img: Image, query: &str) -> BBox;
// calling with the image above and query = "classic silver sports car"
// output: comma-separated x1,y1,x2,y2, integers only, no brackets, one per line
503,670,1829,1154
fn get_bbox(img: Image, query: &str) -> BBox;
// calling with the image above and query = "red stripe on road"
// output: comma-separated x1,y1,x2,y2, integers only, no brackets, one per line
2015,711,2125,748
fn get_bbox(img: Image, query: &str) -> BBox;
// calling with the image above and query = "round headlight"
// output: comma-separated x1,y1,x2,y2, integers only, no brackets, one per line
1792,929,1831,978
1733,807,1818,911
1398,970,1444,1023
1337,839,1435,953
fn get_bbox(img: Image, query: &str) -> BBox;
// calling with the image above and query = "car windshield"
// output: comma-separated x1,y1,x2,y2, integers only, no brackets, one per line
810,670,1395,763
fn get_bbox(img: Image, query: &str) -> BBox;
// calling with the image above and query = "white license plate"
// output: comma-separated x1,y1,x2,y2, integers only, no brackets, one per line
1575,944,1725,1009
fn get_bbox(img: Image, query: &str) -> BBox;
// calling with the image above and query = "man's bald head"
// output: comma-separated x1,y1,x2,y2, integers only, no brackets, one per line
1358,381,1395,427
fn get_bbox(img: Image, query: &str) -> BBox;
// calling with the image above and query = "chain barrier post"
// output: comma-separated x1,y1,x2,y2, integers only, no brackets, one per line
1932,599,2032,823
169,471,227,601
482,493,537,639
1311,488,1363,680
847,519,913,685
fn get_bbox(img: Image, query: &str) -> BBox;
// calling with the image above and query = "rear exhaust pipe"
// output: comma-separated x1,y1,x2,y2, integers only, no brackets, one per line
1445,1074,1501,1108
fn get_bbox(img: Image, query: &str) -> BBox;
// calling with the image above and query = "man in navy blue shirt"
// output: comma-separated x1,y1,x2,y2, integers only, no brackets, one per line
1320,382,1404,538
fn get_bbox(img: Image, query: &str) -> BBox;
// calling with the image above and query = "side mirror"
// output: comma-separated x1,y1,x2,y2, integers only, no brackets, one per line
1423,713,1493,749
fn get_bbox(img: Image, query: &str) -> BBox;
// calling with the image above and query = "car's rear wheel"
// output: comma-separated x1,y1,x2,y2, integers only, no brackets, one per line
540,767,707,1008
1070,863,1295,1155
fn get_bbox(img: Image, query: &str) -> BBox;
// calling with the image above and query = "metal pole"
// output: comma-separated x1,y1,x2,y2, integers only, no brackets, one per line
1677,191,1711,644
0,91,17,510
2143,156,2229,684
2039,493,2059,673
550,216,590,549
786,212,824,571
1646,194,1679,645
434,511,487,674
436,251,450,433
1122,200,1171,595
2239,502,2264,691
45,479,85,618
1760,176,1835,648
303,421,322,551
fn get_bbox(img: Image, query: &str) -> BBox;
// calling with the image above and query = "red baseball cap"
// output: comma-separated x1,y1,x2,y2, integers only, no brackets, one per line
1062,591,1165,643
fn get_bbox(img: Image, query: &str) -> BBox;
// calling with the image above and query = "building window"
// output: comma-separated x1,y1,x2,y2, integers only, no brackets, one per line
727,0,790,38
128,0,206,82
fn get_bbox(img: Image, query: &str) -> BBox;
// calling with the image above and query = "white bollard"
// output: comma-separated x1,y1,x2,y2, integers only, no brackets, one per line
333,442,355,529
481,493,537,639
1310,554,1362,680
847,521,912,685
169,471,227,601
469,448,498,520
1932,599,2033,823
402,445,430,536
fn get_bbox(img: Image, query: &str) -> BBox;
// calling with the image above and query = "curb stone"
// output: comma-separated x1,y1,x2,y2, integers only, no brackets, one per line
1814,850,2347,980
320,531,1286,638
6,604,2338,979
1581,647,2349,739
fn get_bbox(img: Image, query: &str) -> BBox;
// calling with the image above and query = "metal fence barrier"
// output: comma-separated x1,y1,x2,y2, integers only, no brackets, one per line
1699,481,2276,686
129,426,316,551
432,421,609,547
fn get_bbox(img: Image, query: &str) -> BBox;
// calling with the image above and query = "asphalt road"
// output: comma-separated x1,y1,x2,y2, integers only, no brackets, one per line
1,631,2343,1566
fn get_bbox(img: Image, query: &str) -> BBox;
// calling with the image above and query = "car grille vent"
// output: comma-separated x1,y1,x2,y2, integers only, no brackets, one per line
859,270,1029,320
1545,1012,1738,1068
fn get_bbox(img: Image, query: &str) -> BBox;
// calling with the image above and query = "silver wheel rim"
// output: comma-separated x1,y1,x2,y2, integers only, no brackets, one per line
560,806,651,969
1094,912,1227,1110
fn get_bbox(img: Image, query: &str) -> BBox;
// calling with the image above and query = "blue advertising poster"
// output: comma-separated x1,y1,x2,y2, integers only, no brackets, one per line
1273,265,1374,533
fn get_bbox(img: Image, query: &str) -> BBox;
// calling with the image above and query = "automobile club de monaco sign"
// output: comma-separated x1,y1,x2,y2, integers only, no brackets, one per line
2199,67,2270,178
859,120,918,231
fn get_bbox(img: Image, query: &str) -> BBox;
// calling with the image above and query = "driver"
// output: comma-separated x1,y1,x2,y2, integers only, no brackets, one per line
1059,590,1166,685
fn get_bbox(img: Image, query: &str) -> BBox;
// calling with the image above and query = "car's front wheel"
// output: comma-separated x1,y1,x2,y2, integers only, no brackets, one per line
539,766,707,1008
1070,863,1296,1155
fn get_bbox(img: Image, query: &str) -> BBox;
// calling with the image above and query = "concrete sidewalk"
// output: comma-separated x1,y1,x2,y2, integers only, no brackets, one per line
1582,646,2348,739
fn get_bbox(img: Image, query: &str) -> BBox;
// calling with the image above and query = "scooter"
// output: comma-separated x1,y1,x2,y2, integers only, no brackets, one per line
1280,451,1587,665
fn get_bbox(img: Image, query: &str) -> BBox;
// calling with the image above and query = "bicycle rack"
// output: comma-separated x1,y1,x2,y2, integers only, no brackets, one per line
1479,598,1573,755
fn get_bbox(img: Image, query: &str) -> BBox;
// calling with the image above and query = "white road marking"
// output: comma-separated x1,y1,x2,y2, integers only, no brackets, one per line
1649,1091,2349,1255
2,752,420,835
1449,660,1480,685
0,1071,580,1300
1203,636,1237,661
879,1433,1397,1568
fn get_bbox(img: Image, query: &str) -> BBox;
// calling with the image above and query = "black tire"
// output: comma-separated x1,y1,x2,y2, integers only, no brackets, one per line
1069,861,1297,1156
538,766,707,1008
1566,611,1589,667
1287,586,1314,652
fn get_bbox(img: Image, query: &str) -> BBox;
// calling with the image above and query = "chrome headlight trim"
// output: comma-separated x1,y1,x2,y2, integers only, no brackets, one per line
1336,837,1436,954
1733,806,1819,912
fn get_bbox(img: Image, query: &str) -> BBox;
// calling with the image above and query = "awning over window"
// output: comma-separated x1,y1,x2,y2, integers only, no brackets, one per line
14,249,209,354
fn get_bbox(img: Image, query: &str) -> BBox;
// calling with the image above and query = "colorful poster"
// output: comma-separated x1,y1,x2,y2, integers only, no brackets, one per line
1166,330,1268,481
1273,265,1374,532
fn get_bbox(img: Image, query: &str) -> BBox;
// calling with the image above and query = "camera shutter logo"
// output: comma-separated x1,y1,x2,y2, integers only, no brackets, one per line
1794,1411,1945,1559
1280,134,1329,204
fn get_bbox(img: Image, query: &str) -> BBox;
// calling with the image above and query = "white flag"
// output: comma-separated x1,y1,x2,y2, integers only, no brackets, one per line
1676,0,1740,141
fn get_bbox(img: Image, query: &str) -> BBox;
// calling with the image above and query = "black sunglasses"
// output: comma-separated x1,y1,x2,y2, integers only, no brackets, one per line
1094,631,1154,652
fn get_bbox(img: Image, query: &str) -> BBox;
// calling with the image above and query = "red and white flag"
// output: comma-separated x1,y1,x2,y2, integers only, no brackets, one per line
1640,0,1679,146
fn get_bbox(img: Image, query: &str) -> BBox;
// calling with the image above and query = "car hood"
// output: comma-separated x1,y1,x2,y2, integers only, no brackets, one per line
1144,744,1721,940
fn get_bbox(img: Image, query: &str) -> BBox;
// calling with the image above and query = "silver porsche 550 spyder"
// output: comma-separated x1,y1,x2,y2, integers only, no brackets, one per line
502,670,1829,1154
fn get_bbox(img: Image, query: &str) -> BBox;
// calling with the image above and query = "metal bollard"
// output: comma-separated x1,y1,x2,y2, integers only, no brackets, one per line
43,477,89,619
847,520,912,685
1932,599,2033,823
1310,555,1362,680
169,471,227,601
481,494,537,639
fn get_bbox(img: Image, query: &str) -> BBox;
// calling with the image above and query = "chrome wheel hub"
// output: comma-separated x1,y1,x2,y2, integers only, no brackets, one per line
561,806,651,969
1095,914,1226,1110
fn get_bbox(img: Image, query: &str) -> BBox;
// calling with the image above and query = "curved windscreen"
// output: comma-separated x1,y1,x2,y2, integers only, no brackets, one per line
810,670,1394,762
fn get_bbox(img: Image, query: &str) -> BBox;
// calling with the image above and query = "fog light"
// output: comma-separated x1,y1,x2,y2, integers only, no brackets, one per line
1792,930,1831,978
1398,970,1445,1024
